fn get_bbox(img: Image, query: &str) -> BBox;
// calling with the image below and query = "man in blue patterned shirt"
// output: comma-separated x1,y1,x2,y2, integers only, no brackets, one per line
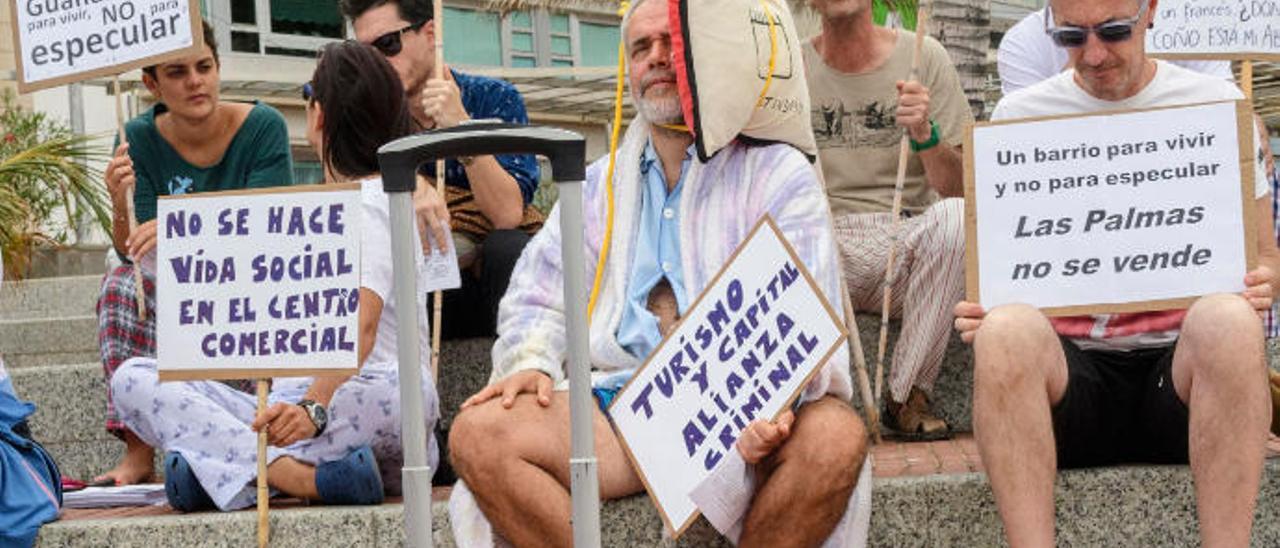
342,0,542,339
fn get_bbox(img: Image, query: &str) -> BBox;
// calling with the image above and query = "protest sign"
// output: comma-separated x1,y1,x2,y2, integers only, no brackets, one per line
10,0,203,92
155,183,362,381
1146,0,1280,60
965,100,1257,315
609,215,846,536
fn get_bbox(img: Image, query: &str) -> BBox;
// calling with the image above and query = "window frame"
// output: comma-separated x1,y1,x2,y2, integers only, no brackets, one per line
208,0,348,57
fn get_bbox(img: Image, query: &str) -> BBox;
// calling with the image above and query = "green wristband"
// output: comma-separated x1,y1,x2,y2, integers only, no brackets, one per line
909,119,941,153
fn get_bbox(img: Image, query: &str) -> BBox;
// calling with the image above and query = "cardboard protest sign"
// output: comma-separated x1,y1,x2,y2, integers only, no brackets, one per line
609,215,846,536
10,0,204,92
965,100,1257,315
1146,0,1280,60
155,184,362,381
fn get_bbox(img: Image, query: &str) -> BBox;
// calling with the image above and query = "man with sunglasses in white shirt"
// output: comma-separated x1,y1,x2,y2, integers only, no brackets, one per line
340,0,543,344
955,0,1280,546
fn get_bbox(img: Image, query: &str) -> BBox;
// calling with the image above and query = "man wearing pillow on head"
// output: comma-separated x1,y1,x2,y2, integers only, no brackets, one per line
447,0,869,545
804,0,973,437
955,0,1279,545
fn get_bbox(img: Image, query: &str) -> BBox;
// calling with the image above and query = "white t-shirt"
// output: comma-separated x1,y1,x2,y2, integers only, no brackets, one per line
993,60,1267,351
997,8,1232,96
359,177,431,370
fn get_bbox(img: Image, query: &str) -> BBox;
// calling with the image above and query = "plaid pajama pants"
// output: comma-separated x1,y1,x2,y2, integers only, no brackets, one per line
833,198,967,405
97,264,252,435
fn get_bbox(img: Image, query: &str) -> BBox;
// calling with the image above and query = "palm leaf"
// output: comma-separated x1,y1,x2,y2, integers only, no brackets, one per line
0,90,110,279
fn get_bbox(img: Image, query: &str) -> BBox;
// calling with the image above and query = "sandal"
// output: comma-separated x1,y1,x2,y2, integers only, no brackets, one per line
316,445,384,506
883,387,952,441
163,452,215,512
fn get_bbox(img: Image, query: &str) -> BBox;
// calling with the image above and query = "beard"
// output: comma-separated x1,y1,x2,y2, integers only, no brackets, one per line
633,69,683,125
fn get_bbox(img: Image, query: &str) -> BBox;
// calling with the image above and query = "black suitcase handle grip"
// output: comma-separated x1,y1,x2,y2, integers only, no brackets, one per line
377,122,586,193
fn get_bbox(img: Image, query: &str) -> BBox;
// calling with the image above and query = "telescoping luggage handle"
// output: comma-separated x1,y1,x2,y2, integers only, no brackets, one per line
376,123,601,548
378,122,587,192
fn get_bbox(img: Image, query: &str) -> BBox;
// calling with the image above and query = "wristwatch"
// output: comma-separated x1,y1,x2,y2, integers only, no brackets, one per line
909,119,941,153
297,399,328,436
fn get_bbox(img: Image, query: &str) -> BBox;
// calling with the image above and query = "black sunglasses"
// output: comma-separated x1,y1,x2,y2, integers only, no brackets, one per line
369,20,428,57
1044,1,1148,48
302,81,314,102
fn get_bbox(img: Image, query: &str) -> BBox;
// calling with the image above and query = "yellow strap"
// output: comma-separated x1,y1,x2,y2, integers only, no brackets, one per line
587,1,631,321
755,0,778,109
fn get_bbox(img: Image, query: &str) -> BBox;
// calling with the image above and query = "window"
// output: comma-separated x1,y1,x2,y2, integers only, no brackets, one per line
443,7,503,66
210,0,346,58
501,9,619,68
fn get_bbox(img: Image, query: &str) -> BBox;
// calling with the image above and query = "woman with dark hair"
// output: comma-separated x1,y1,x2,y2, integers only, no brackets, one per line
109,41,440,511
96,19,296,487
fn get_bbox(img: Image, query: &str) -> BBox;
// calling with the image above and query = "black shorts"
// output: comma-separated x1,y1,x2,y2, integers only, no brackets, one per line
1051,337,1190,468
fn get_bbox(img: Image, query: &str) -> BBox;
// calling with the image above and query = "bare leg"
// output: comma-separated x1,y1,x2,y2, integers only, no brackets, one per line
971,304,1068,548
95,430,156,485
739,397,867,548
1172,294,1268,548
266,457,320,500
449,392,643,547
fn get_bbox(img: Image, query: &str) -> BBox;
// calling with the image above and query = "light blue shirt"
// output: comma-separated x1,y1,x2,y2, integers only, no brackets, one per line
615,141,693,361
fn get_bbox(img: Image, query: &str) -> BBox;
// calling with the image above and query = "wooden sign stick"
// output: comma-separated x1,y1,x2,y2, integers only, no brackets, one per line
429,1,446,383
113,75,147,321
256,379,270,548
843,286,883,444
1242,59,1254,100
876,2,930,409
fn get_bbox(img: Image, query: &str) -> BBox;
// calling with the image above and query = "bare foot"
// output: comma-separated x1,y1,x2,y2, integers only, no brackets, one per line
267,456,319,500
94,430,156,485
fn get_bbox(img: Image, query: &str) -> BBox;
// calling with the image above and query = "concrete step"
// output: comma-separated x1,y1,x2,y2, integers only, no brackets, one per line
36,460,1280,546
0,274,102,320
0,315,98,368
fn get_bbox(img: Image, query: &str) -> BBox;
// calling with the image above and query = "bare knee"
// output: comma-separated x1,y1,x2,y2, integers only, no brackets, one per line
1183,293,1262,350
777,399,866,491
448,401,550,485
973,304,1056,388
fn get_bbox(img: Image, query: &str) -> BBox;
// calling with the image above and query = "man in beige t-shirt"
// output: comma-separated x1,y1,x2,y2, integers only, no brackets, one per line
805,0,973,437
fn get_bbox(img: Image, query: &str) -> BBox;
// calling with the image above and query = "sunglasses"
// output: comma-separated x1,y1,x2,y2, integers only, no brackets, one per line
369,20,428,57
1044,1,1148,48
302,81,314,102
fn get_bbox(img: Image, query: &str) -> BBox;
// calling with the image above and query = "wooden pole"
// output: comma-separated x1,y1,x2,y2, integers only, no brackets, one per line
843,287,883,444
875,3,930,410
429,1,446,383
1243,59,1255,100
113,75,147,321
256,379,270,548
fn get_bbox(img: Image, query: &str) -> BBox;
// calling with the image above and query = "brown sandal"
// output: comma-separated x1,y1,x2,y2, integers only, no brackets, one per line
883,387,952,441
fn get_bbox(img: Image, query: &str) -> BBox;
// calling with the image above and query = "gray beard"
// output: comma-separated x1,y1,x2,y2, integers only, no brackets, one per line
635,93,682,125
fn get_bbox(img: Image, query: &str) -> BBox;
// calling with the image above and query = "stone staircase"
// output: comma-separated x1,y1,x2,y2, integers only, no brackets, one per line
4,275,1279,546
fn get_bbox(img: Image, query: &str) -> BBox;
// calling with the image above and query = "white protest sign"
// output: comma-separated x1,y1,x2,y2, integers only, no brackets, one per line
965,100,1257,315
156,184,362,381
10,0,203,92
610,215,846,537
1146,0,1280,60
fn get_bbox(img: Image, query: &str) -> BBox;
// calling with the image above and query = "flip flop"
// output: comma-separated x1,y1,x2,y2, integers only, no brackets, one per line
163,452,215,512
315,445,384,506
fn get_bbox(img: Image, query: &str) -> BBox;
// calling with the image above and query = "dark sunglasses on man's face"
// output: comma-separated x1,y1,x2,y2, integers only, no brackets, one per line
369,20,428,57
1044,1,1148,48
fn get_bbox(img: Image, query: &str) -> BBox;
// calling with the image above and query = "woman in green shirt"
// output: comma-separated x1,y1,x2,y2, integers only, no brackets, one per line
96,20,295,486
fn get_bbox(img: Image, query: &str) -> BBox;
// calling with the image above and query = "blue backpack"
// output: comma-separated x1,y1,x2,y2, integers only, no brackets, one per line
0,360,61,547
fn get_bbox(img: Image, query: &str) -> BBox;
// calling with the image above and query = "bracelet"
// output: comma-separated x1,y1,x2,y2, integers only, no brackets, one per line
909,119,941,153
